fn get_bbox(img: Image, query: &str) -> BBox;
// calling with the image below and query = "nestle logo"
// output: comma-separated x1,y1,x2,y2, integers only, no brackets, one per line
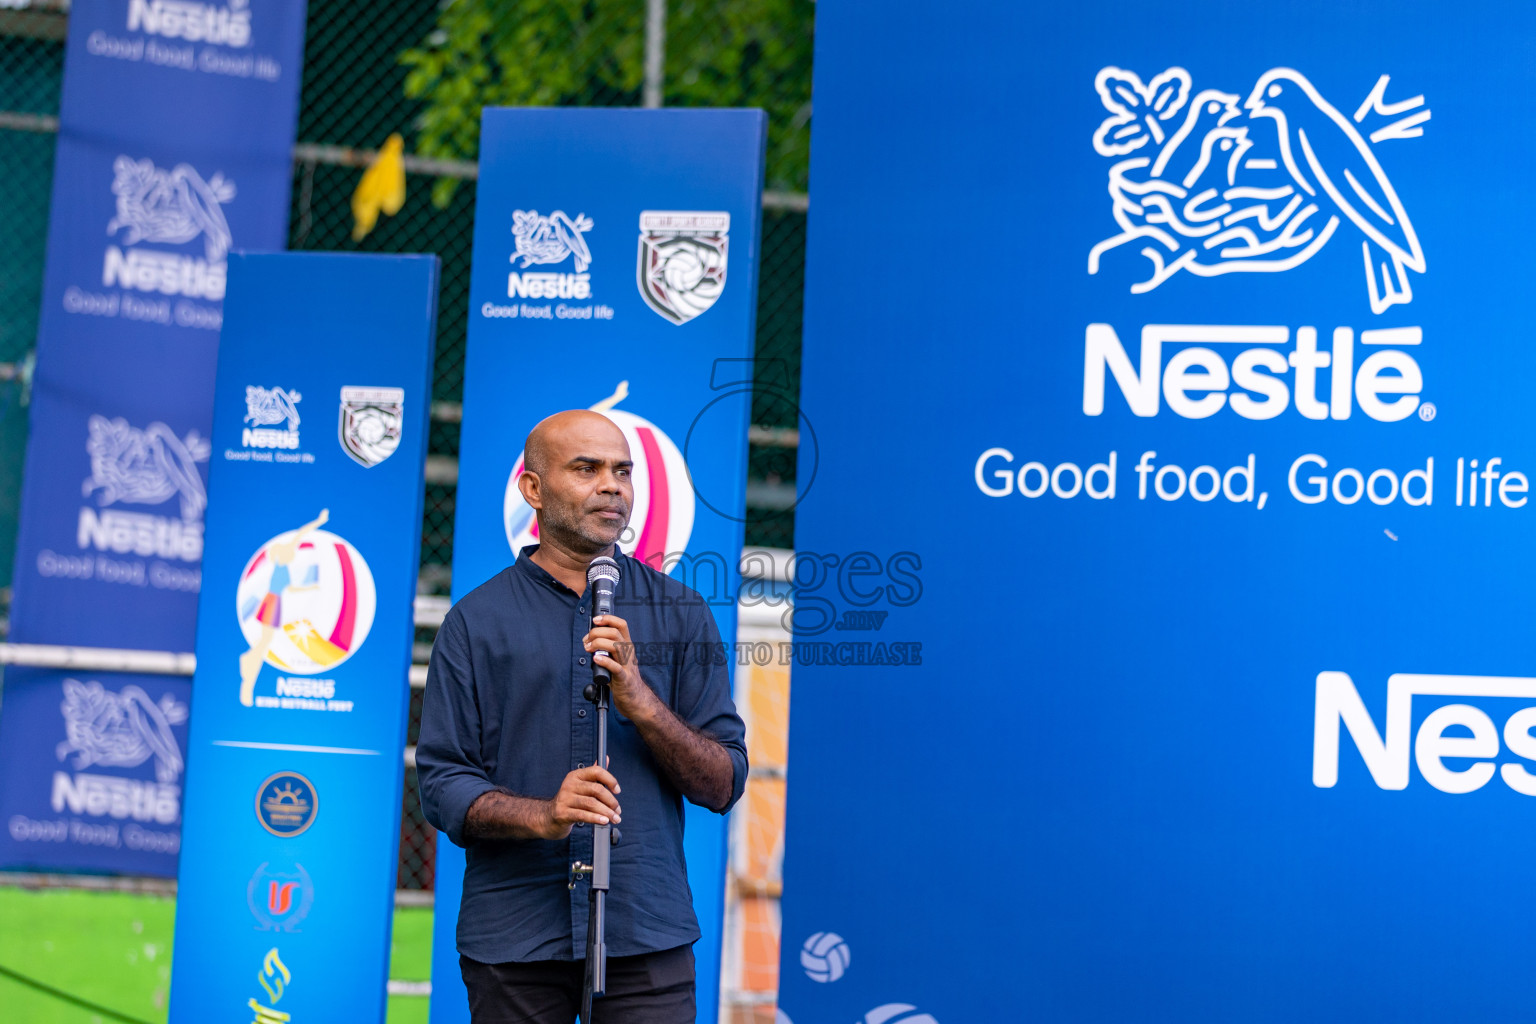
1315,672,1536,795
508,272,590,300
274,677,335,699
127,0,252,48
1084,324,1424,423
77,507,203,562
242,428,299,450
103,247,226,301
52,771,180,824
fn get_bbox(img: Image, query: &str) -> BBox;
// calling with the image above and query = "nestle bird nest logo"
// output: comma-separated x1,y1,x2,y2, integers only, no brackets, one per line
57,679,187,783
50,679,187,829
242,385,302,450
1087,67,1429,314
83,414,209,522
104,155,235,303
77,414,209,566
509,208,594,300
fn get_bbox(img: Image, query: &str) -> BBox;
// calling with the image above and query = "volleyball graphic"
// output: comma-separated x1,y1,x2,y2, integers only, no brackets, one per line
799,931,851,982
236,524,376,676
662,247,707,293
504,381,695,571
863,1005,939,1024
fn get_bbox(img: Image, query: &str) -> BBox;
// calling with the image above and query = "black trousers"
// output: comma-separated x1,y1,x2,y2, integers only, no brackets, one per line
460,944,695,1024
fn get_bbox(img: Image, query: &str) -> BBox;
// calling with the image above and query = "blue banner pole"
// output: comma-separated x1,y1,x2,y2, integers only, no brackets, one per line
430,107,765,1024
168,252,439,1022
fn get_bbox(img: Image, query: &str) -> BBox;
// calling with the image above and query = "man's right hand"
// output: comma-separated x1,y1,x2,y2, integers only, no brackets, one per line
541,765,622,839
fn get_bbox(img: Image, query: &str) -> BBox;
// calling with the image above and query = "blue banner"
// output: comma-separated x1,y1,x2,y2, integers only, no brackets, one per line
168,252,438,1022
9,0,307,650
0,0,308,877
778,2,1536,1022
0,666,190,874
431,108,765,1024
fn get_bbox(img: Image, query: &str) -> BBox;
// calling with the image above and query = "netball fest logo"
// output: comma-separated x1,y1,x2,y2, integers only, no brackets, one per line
235,509,377,707
1087,67,1429,314
637,211,729,324
503,381,695,570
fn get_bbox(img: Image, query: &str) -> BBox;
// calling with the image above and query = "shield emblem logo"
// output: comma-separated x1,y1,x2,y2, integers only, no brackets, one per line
337,386,404,468
246,860,315,932
636,211,730,324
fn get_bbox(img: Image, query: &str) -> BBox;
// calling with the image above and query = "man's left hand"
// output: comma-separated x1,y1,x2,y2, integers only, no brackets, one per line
584,614,657,720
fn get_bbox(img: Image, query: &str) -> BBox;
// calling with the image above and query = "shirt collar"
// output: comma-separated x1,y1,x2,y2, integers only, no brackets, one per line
514,544,629,597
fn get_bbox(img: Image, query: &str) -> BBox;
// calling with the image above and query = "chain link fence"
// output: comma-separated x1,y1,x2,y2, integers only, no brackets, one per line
0,2,63,592
0,0,811,898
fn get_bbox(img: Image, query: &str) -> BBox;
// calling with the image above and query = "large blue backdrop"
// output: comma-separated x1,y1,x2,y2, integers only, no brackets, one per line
779,2,1536,1021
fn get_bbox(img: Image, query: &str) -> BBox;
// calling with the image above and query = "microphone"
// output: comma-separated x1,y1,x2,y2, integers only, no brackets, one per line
586,555,621,685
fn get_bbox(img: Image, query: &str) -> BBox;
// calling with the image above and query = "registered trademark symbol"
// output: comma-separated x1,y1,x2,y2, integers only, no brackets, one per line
1419,402,1437,422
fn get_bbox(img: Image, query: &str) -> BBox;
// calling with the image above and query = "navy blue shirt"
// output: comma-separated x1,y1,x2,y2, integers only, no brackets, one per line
416,547,748,963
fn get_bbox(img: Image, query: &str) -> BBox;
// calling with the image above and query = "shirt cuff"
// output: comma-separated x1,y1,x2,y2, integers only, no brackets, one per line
436,778,500,848
721,746,748,815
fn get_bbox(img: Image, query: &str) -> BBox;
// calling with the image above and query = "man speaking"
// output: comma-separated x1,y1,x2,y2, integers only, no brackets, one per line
418,409,748,1023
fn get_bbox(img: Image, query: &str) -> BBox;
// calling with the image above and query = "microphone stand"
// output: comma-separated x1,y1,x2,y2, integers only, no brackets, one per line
570,560,621,1023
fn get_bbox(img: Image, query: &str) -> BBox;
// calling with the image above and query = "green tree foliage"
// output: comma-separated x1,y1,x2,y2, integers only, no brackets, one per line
401,0,815,206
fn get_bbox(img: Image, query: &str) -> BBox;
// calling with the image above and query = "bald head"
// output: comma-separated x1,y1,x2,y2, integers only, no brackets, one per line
518,409,634,557
523,409,629,476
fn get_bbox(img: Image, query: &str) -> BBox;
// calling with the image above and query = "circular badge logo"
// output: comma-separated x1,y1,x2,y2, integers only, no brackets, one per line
503,382,694,571
255,771,318,838
236,518,376,676
247,859,315,931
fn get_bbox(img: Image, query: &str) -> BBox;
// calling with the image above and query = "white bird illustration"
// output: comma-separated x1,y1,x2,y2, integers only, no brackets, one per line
1089,66,1426,311
512,209,594,272
82,416,210,520
57,680,187,783
1092,116,1331,291
244,386,302,431
1244,68,1425,313
107,157,235,263
1152,89,1243,186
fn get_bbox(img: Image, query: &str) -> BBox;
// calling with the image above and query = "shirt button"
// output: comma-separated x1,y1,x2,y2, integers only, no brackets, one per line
578,657,587,665
577,762,586,769
578,709,587,718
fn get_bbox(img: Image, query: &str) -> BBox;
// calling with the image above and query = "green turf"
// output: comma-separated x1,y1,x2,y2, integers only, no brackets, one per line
0,886,433,1023
388,902,434,1024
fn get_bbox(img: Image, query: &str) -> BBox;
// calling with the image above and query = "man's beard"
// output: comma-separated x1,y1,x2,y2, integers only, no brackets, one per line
538,499,631,555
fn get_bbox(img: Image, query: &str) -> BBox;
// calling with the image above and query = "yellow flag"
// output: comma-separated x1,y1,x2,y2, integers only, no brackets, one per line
351,133,406,241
